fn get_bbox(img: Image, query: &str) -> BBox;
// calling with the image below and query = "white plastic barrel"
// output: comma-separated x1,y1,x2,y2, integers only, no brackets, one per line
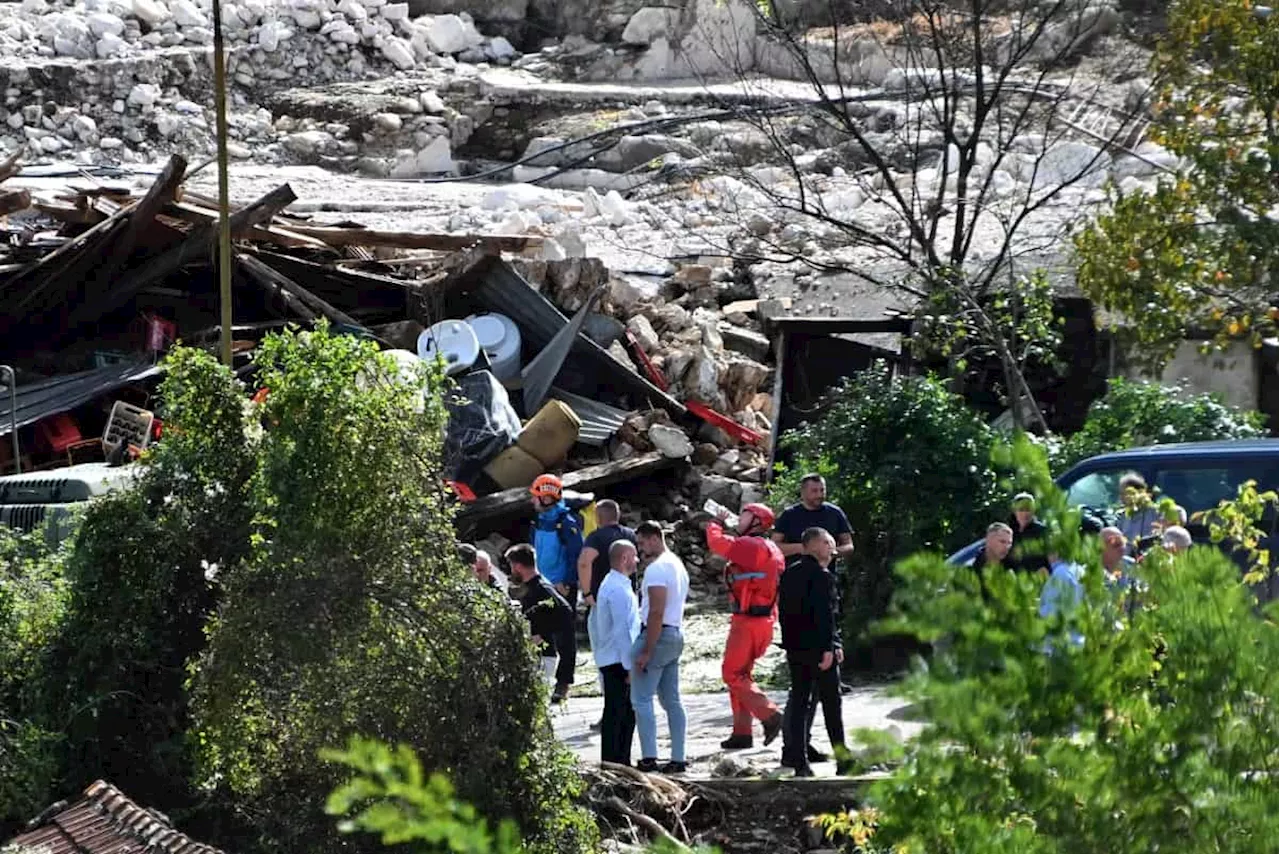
417,320,480,376
467,313,522,382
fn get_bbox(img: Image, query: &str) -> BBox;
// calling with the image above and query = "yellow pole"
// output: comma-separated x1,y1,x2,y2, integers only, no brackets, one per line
211,0,233,366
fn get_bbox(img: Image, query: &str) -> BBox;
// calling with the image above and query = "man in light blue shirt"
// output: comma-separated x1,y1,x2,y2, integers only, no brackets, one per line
595,540,641,765
1039,554,1085,649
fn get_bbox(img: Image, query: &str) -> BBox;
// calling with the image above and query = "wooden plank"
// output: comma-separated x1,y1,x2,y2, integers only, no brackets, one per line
765,328,787,482
62,183,297,330
168,201,331,249
280,224,544,254
721,297,792,316
455,452,678,530
238,254,361,327
0,188,31,217
256,250,424,292
235,256,318,322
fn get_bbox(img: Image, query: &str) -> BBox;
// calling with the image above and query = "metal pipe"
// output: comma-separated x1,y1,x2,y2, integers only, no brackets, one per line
1,365,18,474
211,0,234,366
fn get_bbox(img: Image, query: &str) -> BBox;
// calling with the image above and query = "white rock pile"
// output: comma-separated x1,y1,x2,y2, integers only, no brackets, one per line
0,0,521,165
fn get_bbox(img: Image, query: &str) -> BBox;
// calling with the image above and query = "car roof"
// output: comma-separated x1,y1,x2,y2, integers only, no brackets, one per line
1073,438,1278,467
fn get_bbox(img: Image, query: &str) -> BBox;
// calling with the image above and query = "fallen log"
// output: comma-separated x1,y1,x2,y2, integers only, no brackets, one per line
280,224,544,254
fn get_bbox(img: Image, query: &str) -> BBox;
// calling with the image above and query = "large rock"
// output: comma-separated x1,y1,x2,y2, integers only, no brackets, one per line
131,0,171,26
720,324,770,361
626,314,660,353
380,36,416,68
422,13,479,54
87,11,127,37
721,358,769,411
684,347,727,411
622,6,680,45
595,134,699,173
649,423,694,459
170,0,208,26
698,474,742,508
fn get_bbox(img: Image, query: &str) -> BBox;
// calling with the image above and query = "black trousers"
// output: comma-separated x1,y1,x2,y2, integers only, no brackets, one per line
600,663,636,765
554,584,579,689
781,652,845,767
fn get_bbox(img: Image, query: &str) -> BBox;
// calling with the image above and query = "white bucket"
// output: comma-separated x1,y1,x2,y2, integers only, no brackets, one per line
467,313,522,382
417,320,480,376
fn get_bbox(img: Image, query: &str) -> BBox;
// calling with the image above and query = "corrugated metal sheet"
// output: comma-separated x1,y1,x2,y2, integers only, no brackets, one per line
457,259,683,417
8,780,225,854
549,386,632,446
0,361,163,437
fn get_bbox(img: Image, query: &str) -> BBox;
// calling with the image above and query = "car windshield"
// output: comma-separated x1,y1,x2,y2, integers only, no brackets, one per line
1064,469,1128,509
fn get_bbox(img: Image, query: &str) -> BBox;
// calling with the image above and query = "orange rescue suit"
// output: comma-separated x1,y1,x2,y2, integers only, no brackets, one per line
707,521,784,616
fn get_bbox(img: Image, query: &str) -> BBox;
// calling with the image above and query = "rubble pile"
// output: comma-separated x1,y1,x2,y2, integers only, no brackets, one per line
0,0,519,168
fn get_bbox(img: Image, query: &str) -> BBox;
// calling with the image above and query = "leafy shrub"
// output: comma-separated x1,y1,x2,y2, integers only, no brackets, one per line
825,437,1278,853
771,363,1005,643
189,325,595,854
24,346,254,815
1048,377,1266,472
0,528,66,824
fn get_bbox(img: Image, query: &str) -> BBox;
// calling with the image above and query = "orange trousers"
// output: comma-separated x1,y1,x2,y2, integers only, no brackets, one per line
721,614,780,735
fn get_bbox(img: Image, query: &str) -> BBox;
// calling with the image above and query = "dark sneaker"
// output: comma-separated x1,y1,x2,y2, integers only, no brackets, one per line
636,758,660,773
762,712,784,746
793,765,816,778
840,681,854,695
588,719,602,732
720,734,753,749
806,745,829,763
835,758,858,776
551,683,570,703
659,761,688,775
779,752,799,769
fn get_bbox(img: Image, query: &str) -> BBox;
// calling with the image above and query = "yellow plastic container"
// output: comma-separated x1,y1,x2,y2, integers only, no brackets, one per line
483,444,546,490
518,400,582,467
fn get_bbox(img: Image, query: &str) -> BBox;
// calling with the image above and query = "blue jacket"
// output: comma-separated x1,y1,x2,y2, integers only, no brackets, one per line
533,501,578,586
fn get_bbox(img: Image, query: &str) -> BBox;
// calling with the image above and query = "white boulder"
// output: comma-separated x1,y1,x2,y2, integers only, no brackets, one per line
622,7,679,45
87,11,127,37
170,0,207,27
423,14,478,54
649,424,694,459
380,35,415,69
130,0,170,26
127,83,160,107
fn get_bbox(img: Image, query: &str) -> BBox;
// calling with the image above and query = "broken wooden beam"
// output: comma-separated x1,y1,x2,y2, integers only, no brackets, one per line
67,183,298,327
235,256,318,323
0,188,31,217
280,224,544,254
238,254,362,328
0,149,21,184
455,452,679,531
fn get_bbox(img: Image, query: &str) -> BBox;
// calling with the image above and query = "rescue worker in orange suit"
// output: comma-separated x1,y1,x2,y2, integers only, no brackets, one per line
705,502,786,749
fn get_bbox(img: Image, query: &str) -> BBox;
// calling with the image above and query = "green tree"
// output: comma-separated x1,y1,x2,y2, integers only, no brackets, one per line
190,325,595,854
770,363,1005,650
821,437,1279,853
1075,0,1279,369
1047,376,1266,471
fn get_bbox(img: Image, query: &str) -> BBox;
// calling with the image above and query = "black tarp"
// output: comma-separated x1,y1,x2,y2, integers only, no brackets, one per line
0,361,163,438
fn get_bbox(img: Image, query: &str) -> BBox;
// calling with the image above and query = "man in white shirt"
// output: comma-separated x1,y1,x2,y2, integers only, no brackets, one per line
630,521,691,774
595,540,641,765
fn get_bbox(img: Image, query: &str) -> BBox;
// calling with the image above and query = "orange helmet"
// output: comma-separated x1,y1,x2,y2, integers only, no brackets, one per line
741,502,775,531
530,474,563,500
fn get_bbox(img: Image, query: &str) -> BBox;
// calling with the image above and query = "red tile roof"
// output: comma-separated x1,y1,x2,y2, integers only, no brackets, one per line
7,780,226,854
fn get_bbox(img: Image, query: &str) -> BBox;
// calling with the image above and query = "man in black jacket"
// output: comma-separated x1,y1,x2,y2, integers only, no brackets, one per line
506,543,575,694
1008,492,1049,574
777,527,847,777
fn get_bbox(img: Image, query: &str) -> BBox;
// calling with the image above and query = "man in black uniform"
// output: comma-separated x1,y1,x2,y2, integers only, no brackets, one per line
506,543,575,693
778,527,847,778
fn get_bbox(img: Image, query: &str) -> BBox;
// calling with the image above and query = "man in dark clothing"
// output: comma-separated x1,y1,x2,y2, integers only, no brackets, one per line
773,473,856,702
1008,492,1049,574
777,527,847,778
506,543,575,693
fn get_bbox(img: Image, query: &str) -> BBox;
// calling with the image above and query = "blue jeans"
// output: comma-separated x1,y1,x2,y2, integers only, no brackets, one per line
630,627,687,762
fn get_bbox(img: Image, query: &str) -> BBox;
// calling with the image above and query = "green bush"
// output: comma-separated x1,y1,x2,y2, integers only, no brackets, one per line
771,363,1006,644
0,528,66,824
823,437,1278,853
189,325,595,854
1048,377,1266,472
